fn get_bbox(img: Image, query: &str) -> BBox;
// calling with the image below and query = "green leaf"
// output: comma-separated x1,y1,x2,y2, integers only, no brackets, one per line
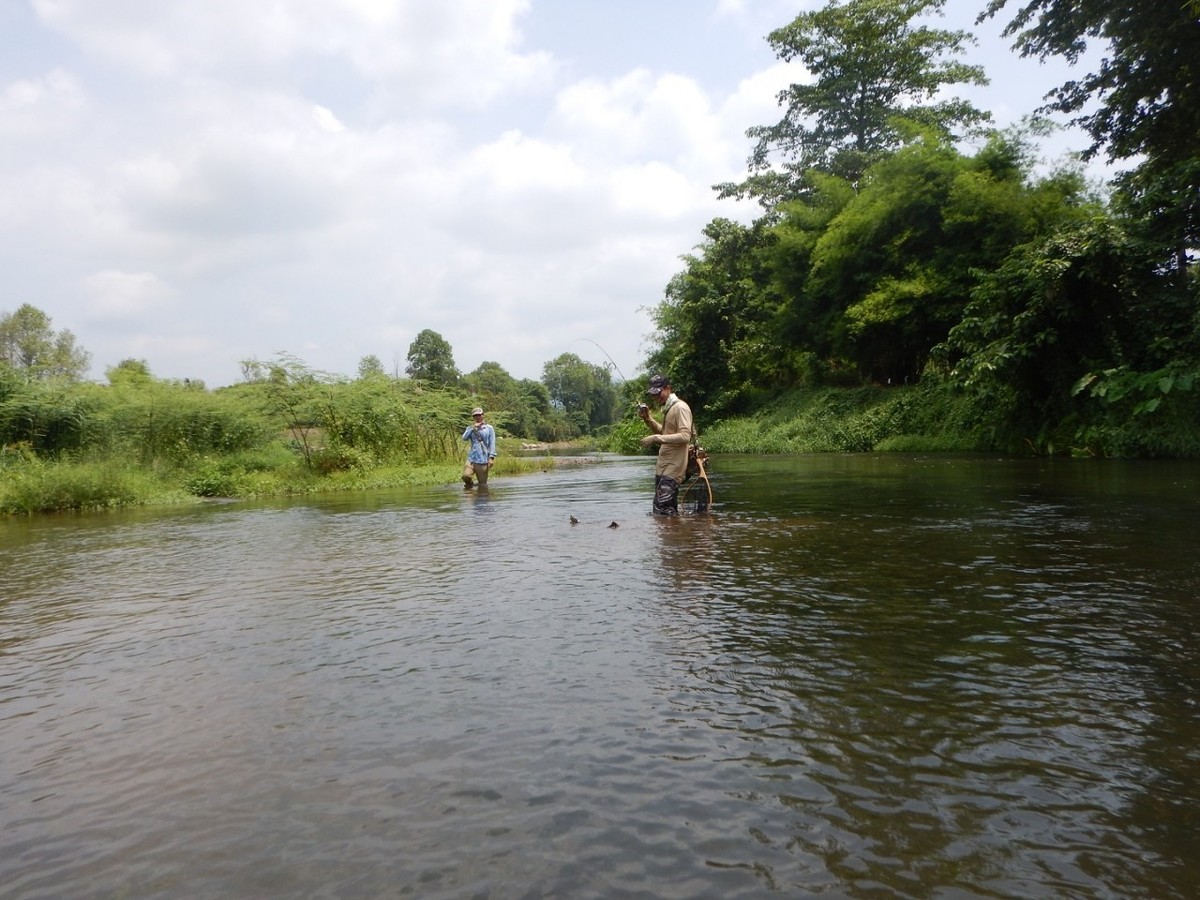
1070,372,1098,396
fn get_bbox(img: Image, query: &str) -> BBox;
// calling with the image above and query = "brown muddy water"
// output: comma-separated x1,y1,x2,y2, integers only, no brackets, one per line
2,453,1199,899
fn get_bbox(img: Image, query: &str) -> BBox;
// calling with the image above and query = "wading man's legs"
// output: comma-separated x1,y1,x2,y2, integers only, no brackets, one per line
653,475,679,515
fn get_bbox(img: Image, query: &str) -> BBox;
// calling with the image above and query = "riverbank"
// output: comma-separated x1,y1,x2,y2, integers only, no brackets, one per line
678,383,1200,458
9,378,1198,516
0,443,567,516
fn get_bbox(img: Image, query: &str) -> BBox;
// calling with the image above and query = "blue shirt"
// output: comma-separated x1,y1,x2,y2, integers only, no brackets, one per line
462,423,497,464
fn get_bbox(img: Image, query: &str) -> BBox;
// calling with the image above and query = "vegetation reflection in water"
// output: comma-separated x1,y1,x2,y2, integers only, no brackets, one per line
0,454,1197,898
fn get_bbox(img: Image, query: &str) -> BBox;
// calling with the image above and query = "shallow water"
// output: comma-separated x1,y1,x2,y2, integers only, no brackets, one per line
2,454,1199,898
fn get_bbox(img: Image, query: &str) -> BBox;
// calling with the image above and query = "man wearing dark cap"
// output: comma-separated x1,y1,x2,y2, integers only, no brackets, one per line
638,374,693,514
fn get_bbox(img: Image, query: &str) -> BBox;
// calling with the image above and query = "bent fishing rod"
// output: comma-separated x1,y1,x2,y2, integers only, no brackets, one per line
572,338,632,384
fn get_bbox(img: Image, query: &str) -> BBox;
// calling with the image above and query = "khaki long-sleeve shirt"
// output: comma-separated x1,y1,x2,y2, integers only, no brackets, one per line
646,393,693,481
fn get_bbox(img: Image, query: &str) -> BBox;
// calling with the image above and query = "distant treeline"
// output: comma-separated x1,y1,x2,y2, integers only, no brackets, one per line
0,347,593,513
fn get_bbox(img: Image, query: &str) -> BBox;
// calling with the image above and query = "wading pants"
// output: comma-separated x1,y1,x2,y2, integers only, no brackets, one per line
653,474,679,515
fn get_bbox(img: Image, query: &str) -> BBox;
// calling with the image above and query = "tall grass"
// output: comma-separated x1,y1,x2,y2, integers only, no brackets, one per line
0,455,186,514
2,368,572,514
700,385,984,454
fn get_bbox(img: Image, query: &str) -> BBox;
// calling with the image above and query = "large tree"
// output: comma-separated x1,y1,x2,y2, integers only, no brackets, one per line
647,217,781,414
0,304,91,382
779,130,1094,383
404,329,460,386
718,0,990,207
982,0,1200,267
541,353,618,434
464,360,516,406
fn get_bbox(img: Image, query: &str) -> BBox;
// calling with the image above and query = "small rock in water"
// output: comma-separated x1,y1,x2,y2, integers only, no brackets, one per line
569,516,579,525
608,521,619,529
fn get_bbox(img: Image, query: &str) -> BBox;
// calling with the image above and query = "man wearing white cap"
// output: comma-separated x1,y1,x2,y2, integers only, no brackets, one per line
461,406,496,489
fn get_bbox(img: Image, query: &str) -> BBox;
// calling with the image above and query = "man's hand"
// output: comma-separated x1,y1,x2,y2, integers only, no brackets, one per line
640,434,661,448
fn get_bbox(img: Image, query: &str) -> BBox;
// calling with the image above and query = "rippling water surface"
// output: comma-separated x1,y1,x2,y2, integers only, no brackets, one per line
2,454,1199,898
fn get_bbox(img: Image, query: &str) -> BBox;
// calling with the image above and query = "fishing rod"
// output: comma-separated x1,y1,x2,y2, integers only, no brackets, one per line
572,337,649,414
572,338,632,384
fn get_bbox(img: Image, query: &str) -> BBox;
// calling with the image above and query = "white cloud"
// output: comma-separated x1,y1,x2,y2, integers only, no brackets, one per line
30,0,554,107
552,70,715,163
0,68,85,140
313,105,347,134
117,332,222,365
464,130,586,194
722,61,807,131
82,270,176,317
609,162,698,219
258,305,292,326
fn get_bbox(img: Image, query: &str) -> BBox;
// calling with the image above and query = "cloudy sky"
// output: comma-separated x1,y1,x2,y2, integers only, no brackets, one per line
1,0,1100,388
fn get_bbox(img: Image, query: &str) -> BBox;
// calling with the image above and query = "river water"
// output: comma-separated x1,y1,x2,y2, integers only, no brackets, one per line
2,453,1198,899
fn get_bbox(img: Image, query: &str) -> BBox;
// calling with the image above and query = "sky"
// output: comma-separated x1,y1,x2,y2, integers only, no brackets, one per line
0,0,1106,388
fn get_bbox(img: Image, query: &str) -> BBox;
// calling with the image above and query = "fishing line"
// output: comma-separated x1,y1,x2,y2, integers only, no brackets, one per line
572,338,632,384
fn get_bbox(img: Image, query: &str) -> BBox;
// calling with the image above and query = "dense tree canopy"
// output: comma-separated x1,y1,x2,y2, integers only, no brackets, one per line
718,0,989,207
105,358,155,387
462,360,559,440
784,131,1094,383
647,217,780,413
982,0,1200,265
647,0,1199,452
655,129,1101,415
541,353,619,435
934,215,1157,436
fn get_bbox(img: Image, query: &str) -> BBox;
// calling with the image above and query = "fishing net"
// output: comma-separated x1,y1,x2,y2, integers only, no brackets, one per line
679,445,712,514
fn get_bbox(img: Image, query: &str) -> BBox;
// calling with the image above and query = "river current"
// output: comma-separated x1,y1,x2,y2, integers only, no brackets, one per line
2,453,1198,898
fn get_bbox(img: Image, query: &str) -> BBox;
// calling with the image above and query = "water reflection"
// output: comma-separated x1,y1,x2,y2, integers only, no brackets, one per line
1,454,1198,898
648,456,1200,896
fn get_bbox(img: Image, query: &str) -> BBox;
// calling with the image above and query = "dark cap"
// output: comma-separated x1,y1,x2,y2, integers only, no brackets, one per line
646,374,669,395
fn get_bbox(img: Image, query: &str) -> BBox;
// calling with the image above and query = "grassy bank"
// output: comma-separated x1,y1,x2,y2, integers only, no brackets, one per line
604,383,983,456
0,440,560,515
697,385,984,454
9,379,1198,516
1,362,604,516
609,381,1200,458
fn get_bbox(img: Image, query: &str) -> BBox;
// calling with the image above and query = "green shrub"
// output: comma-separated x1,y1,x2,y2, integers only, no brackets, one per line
99,383,273,462
702,384,986,455
0,457,177,514
179,444,302,497
603,416,652,454
0,381,100,454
